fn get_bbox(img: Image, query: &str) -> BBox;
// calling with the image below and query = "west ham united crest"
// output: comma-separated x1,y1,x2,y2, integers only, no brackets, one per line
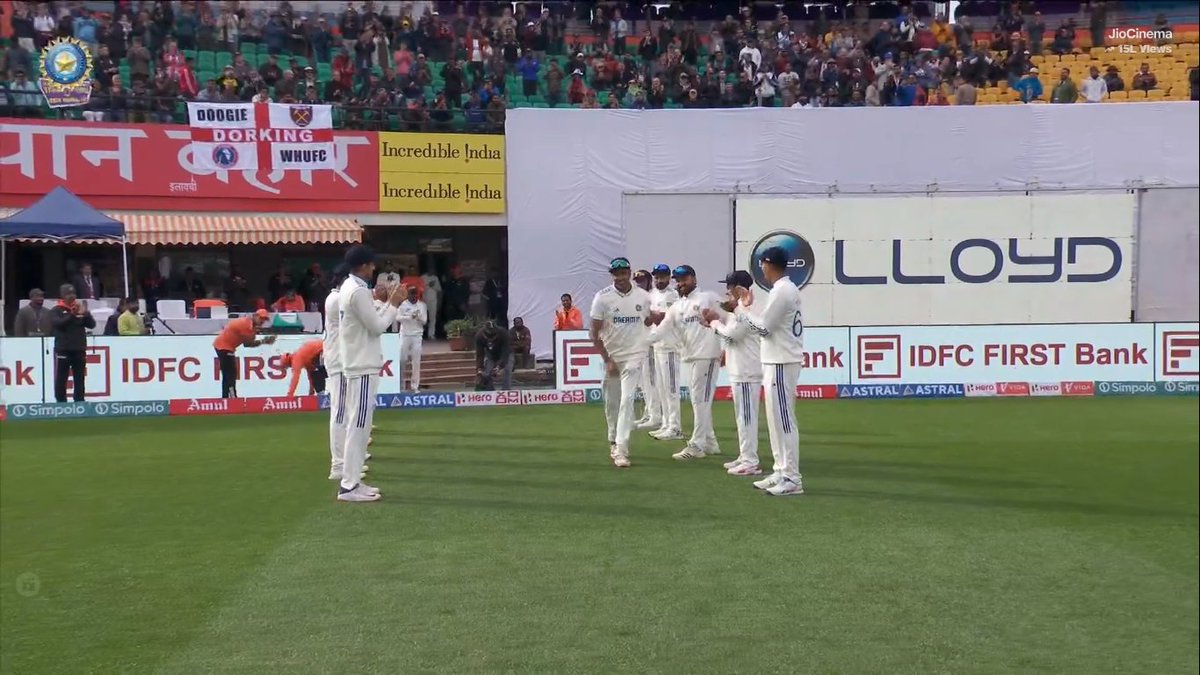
289,105,313,127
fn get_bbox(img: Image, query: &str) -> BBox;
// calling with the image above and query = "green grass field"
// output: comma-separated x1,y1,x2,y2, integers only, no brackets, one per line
1,398,1197,674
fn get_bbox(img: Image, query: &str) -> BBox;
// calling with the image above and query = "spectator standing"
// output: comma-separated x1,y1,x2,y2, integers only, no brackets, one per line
142,270,166,314
518,53,540,97
8,70,40,117
420,269,442,340
13,289,52,337
1028,11,1046,55
118,298,146,336
50,284,95,403
225,269,251,311
273,289,306,312
1089,1,1108,49
1081,66,1108,102
1052,68,1079,103
72,263,103,301
482,271,506,323
1015,68,1043,102
545,60,564,106
554,294,584,330
611,9,629,56
954,76,977,105
177,267,206,306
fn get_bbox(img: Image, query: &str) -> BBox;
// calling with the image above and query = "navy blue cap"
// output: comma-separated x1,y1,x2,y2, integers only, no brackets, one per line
652,263,671,275
609,257,631,272
722,270,754,287
633,269,651,280
672,265,696,278
344,245,376,268
759,246,789,268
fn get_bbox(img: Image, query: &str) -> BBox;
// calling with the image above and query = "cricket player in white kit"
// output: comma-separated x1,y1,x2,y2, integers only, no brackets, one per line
590,257,657,468
324,264,349,480
337,246,404,503
703,270,764,476
650,265,724,460
731,246,807,496
631,270,661,428
396,287,427,392
647,264,683,440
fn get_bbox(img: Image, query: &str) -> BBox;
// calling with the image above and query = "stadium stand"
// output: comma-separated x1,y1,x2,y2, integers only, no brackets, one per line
1,0,1197,131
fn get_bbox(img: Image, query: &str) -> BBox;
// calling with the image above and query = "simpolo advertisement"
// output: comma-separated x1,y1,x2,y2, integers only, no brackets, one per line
377,133,505,214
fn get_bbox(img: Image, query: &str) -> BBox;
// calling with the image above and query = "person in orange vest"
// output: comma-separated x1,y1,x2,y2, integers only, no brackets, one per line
282,339,325,396
554,293,584,330
401,265,425,299
212,309,276,398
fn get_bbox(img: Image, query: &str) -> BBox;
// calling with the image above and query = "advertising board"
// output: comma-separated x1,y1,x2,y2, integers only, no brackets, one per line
733,194,1135,326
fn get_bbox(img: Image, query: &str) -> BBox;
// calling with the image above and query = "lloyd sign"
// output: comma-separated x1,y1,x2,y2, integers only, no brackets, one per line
734,193,1135,326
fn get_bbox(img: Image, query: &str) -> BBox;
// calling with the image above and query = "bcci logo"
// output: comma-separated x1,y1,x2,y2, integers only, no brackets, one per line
212,145,240,169
750,230,815,291
38,37,94,108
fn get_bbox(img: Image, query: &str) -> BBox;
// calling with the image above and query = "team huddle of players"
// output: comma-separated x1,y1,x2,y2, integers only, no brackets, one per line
588,248,807,496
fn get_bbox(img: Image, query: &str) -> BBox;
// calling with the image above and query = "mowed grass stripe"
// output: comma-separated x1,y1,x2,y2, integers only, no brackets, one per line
1,399,1196,674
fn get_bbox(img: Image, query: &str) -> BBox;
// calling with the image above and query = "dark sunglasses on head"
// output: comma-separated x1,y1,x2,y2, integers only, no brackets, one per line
610,258,631,270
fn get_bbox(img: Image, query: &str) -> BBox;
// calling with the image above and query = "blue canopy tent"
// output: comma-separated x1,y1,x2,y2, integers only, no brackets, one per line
0,188,129,322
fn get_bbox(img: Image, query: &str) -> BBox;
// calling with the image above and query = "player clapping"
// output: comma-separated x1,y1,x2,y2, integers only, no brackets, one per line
701,271,764,476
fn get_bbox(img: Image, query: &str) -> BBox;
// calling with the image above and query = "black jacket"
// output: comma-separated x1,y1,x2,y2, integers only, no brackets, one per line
475,328,511,368
50,305,96,351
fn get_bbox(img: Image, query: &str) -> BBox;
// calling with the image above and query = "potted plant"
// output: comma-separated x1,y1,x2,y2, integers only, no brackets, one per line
445,318,478,352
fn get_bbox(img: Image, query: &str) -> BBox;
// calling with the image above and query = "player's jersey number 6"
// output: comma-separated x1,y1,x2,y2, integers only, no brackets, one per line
791,311,804,337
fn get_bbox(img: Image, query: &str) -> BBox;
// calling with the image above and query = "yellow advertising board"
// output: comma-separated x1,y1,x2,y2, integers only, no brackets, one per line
379,172,505,214
378,133,505,213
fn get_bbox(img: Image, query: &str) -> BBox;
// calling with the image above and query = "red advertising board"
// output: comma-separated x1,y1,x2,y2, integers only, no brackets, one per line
0,119,378,212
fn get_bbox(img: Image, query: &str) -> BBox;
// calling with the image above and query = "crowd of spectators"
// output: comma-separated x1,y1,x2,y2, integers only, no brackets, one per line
2,1,1196,128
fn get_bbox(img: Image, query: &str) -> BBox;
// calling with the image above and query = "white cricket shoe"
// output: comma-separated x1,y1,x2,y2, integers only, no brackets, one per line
651,428,684,440
672,445,706,460
613,455,631,468
753,474,783,490
336,484,381,502
633,416,649,426
329,470,366,481
706,447,722,456
636,418,662,429
359,482,381,496
728,463,763,476
766,477,805,497
365,451,372,461
723,458,743,470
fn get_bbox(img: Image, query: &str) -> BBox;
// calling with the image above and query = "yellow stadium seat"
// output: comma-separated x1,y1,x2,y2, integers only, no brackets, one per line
1090,47,1107,57
1109,90,1129,100
1129,89,1147,99
1147,89,1166,99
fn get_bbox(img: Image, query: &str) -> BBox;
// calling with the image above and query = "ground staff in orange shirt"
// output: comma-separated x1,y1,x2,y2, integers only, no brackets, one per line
282,339,325,396
212,309,276,398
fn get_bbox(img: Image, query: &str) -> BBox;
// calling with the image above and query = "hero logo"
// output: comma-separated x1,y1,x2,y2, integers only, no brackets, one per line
1161,331,1199,377
836,237,1122,285
522,390,586,405
965,383,997,397
1031,382,1062,396
749,231,815,291
560,340,604,387
856,335,901,379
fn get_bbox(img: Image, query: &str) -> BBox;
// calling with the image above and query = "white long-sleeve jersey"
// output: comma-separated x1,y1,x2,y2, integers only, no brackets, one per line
590,284,652,364
323,289,344,375
713,312,763,383
734,276,805,364
396,300,427,336
653,290,724,362
648,286,680,352
339,275,399,376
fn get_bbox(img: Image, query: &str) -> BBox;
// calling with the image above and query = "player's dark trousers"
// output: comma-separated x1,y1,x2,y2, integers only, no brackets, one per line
216,349,238,398
54,349,86,402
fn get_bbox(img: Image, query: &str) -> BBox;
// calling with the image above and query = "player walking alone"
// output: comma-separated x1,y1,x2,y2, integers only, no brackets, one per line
703,271,764,476
397,286,428,391
650,265,725,460
647,263,683,440
337,246,405,502
730,247,806,496
590,257,657,468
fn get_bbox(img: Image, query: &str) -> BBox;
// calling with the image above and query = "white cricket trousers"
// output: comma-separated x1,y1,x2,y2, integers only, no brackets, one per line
730,380,762,466
425,295,439,339
328,372,347,472
764,363,803,482
603,358,644,454
685,358,720,453
653,348,681,431
639,352,661,422
399,335,423,390
340,373,379,490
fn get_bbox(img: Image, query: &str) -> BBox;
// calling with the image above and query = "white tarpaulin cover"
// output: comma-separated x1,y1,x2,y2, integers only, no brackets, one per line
506,105,1200,357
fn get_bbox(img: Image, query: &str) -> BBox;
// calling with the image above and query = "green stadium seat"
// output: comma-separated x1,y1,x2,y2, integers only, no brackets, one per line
532,102,550,108
214,51,233,68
